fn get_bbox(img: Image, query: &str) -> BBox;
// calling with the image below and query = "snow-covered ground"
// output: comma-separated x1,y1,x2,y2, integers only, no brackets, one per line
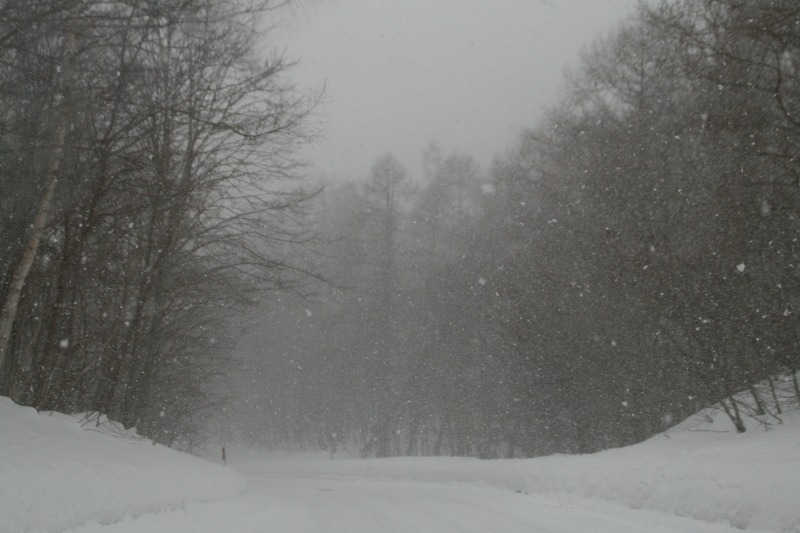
66,470,766,533
0,398,245,533
225,400,800,532
2,385,799,532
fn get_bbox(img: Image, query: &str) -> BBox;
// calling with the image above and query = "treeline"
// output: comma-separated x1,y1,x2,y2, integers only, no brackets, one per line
0,0,315,449
238,0,799,457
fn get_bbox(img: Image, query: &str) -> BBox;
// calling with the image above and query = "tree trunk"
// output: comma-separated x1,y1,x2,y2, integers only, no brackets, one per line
0,29,75,376
768,376,782,415
749,386,765,416
433,414,449,456
406,413,420,455
720,397,746,433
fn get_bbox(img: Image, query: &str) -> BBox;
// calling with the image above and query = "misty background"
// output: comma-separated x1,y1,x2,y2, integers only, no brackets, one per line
0,0,797,458
276,0,637,180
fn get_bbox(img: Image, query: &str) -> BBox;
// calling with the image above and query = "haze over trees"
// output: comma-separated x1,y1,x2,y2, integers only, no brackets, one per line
233,0,799,457
1,0,797,457
0,0,317,448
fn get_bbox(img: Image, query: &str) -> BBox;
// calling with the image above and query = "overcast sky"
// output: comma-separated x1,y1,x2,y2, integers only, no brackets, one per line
274,0,637,181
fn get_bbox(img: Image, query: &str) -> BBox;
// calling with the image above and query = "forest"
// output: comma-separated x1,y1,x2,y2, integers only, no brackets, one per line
1,0,798,457
233,0,800,457
0,0,319,447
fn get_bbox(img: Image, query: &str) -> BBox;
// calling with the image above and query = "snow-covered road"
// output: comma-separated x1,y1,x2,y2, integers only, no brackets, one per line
72,463,756,533
6,393,798,532
8,396,796,532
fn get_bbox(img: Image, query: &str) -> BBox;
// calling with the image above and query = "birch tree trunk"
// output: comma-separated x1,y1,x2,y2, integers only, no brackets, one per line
0,30,75,376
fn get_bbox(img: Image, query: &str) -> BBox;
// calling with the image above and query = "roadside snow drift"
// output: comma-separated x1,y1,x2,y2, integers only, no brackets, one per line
0,397,244,533
3,375,799,532
236,396,800,532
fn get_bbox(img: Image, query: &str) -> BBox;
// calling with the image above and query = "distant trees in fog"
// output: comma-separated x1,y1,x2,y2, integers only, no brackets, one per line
239,0,799,456
0,0,317,449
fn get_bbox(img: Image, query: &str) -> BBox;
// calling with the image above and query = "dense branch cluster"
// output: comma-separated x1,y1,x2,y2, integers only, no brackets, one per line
237,0,799,457
0,0,315,449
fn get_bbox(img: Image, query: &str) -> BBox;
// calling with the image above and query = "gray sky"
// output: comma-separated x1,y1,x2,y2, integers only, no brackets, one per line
274,0,637,181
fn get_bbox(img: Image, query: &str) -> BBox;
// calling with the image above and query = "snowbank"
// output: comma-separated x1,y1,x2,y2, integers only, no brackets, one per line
0,397,245,533
237,398,800,532
3,377,798,533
